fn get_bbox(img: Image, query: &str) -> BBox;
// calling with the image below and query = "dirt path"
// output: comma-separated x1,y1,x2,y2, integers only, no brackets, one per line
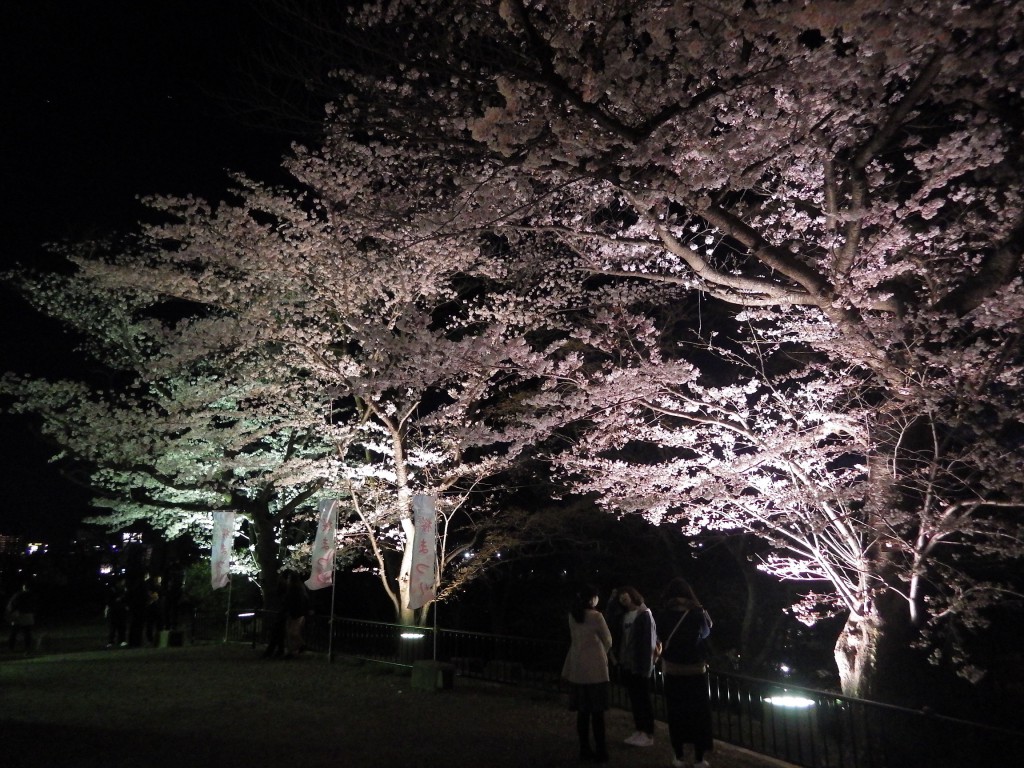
0,642,790,768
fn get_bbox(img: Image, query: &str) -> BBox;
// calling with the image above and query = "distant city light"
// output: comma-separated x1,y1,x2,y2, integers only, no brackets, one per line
99,564,113,576
237,612,255,618
765,695,816,709
400,632,425,640
26,542,48,555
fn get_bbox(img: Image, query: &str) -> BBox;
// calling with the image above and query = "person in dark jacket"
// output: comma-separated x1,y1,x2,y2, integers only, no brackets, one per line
105,576,128,648
143,574,165,646
657,577,714,768
6,582,37,653
164,560,185,630
616,585,658,748
263,572,290,659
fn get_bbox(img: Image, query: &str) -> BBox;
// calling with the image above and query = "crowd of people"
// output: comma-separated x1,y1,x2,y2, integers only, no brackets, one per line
103,560,185,648
263,570,312,659
562,578,714,767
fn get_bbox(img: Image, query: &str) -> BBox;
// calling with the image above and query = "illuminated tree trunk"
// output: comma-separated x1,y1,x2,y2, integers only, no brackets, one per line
835,585,916,701
834,602,883,699
396,514,418,626
393,504,430,627
379,413,430,627
835,450,909,699
248,502,282,611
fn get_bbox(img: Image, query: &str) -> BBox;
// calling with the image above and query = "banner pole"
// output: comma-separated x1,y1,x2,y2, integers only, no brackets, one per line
433,505,440,662
432,596,438,662
327,502,339,664
223,575,232,643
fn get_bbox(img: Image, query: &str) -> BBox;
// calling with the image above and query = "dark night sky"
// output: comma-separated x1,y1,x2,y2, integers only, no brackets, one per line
0,1,295,538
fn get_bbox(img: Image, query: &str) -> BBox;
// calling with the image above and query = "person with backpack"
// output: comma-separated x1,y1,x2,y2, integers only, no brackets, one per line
657,577,714,768
616,585,658,748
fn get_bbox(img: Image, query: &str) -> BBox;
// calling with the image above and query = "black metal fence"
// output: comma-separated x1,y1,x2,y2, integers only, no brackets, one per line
192,610,1024,768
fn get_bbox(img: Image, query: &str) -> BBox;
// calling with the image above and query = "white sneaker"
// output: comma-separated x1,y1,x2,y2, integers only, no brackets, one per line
624,731,641,745
671,759,686,768
694,761,710,768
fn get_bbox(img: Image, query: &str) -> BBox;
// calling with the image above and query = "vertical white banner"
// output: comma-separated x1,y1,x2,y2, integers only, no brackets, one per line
407,493,437,610
211,511,235,590
305,499,338,590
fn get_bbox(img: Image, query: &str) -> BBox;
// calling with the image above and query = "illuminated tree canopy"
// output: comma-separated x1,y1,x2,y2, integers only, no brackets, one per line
304,0,1024,697
1,268,336,605
3,0,1023,698
4,170,649,623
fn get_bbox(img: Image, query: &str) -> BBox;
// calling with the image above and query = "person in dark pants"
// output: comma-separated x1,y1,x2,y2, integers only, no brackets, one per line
126,573,148,647
263,571,292,659
144,574,165,645
164,560,185,630
616,585,658,748
6,582,37,653
657,577,714,768
561,584,613,763
283,571,311,658
105,577,128,647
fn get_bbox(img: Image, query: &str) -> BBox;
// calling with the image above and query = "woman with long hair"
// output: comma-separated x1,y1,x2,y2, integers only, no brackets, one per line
561,584,613,762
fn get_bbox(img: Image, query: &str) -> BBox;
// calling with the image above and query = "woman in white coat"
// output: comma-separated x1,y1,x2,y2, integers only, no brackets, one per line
562,584,613,762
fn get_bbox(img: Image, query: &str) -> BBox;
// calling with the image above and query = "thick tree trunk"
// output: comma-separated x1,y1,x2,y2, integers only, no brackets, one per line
376,527,428,627
834,587,912,701
397,514,416,624
834,606,884,699
395,517,429,627
835,437,915,700
385,420,432,628
248,503,282,611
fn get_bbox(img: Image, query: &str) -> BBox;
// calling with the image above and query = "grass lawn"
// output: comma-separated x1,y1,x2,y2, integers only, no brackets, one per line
0,629,785,768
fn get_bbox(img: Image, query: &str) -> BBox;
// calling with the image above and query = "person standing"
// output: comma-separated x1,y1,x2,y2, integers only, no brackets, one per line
282,570,311,658
164,560,185,630
603,588,626,664
105,576,128,648
126,573,148,647
6,582,37,653
144,574,165,646
561,584,613,763
263,571,290,659
617,585,658,748
657,577,714,768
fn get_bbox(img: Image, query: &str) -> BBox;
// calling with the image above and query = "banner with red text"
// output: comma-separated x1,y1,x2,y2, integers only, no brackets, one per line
305,499,339,590
211,511,235,590
407,494,437,610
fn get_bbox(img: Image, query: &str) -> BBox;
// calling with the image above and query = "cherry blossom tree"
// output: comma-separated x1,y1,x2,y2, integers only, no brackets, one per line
6,0,1021,696
45,169,614,625
0,271,335,605
306,0,1024,697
